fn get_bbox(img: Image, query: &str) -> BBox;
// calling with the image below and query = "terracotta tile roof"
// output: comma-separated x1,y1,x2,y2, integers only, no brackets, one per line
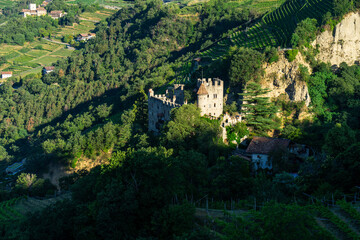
50,10,63,14
37,7,46,11
2,71,12,74
44,66,55,70
79,33,88,37
197,83,208,95
21,9,31,12
246,137,291,155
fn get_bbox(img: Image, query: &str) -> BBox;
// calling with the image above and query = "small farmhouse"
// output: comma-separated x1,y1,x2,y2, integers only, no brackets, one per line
41,0,50,7
43,66,55,75
77,33,96,41
1,71,12,79
246,137,291,171
245,137,310,171
49,10,66,19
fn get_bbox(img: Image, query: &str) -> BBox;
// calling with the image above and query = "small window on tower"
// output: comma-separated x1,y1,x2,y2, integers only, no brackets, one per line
214,103,216,107
207,95,209,98
213,94,217,98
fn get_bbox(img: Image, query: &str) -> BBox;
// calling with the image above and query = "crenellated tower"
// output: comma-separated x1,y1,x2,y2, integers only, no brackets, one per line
196,78,223,117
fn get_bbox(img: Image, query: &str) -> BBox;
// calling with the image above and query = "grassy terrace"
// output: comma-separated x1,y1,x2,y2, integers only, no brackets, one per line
199,0,333,61
0,39,74,78
55,9,115,37
66,0,133,8
0,8,115,80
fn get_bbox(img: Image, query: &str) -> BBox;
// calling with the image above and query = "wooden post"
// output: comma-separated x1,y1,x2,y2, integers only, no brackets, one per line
206,197,208,213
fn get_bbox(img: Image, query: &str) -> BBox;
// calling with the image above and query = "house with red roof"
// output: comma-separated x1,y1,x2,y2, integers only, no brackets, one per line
245,136,310,171
1,71,13,79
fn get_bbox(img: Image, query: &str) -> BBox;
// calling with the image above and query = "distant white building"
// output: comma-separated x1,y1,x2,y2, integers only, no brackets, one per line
77,33,96,41
49,10,66,19
1,71,12,79
20,3,47,18
43,66,55,75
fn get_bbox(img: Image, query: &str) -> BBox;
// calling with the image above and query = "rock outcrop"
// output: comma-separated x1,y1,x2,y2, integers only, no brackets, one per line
262,51,311,106
314,12,360,66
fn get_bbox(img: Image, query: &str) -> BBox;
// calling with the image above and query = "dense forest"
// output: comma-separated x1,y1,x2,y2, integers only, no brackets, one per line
0,0,359,239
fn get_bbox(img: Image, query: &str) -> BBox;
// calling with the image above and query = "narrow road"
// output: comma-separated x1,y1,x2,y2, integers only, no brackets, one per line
79,17,100,23
42,38,68,45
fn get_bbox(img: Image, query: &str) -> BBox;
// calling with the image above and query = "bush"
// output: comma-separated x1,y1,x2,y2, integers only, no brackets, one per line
286,49,298,62
70,158,78,168
265,46,279,64
34,45,44,50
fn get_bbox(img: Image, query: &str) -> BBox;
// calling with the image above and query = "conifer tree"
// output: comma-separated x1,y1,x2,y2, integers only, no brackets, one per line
240,82,279,135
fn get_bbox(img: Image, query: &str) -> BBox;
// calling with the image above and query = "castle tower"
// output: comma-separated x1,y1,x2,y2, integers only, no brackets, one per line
196,78,223,117
29,3,36,10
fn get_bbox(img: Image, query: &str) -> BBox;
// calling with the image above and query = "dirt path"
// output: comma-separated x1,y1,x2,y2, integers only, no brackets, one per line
79,17,100,23
41,38,68,45
195,208,246,219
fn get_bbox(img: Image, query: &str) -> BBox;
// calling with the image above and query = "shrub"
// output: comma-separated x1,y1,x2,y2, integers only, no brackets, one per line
34,45,44,50
286,49,298,62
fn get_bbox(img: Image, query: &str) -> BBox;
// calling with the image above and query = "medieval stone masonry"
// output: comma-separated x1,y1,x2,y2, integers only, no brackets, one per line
196,78,223,117
148,78,224,132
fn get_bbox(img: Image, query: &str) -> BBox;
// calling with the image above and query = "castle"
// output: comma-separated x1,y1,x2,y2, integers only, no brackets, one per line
148,78,224,132
21,3,47,17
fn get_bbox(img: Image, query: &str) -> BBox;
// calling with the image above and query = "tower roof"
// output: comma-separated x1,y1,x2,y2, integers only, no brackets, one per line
197,83,208,95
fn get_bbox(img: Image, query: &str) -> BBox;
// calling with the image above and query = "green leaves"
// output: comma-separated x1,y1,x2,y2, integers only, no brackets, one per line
240,82,279,135
291,18,318,48
229,47,265,87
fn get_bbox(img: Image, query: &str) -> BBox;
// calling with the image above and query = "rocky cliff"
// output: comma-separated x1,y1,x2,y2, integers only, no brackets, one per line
262,51,311,106
314,12,360,66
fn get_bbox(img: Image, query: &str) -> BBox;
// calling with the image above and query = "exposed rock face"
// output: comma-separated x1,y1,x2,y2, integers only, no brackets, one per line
262,51,311,106
314,12,360,66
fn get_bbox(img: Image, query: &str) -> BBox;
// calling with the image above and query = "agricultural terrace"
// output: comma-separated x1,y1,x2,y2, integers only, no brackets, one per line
0,39,74,78
65,0,133,8
200,0,333,61
0,0,16,8
54,9,115,38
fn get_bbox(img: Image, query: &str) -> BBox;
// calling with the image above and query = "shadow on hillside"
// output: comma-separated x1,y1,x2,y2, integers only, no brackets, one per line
9,85,138,174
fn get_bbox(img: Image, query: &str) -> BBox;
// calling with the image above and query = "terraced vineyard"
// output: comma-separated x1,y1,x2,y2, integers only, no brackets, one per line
0,197,25,223
0,193,71,225
312,203,360,240
199,0,333,61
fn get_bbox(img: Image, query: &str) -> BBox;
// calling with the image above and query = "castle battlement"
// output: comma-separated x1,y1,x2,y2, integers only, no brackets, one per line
148,78,224,132
197,78,223,88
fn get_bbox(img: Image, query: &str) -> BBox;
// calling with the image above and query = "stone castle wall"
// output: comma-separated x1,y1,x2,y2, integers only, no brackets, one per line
148,78,224,132
148,88,184,132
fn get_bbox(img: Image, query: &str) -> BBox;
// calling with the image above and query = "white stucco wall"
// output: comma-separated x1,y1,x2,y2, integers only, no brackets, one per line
251,154,271,171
